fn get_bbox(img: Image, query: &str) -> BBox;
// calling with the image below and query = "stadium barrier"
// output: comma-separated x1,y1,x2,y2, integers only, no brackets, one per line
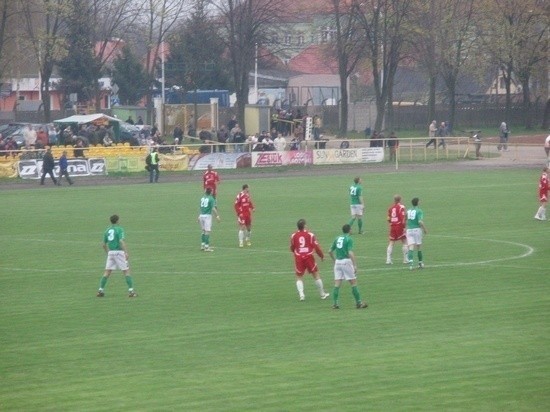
0,137,544,179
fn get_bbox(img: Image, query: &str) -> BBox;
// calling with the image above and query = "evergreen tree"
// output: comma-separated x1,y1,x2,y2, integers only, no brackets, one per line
112,45,148,105
166,0,230,92
57,0,100,104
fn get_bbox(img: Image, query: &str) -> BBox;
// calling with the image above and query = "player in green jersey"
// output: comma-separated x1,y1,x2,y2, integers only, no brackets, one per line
97,214,136,298
198,188,220,252
406,197,427,270
348,177,365,234
329,224,368,309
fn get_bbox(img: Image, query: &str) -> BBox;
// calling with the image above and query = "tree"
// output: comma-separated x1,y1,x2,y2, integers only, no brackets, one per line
138,0,188,124
112,45,148,105
433,0,478,132
0,0,19,82
166,0,230,92
57,0,101,106
85,0,145,111
210,0,285,132
354,0,413,133
20,0,69,122
329,0,367,136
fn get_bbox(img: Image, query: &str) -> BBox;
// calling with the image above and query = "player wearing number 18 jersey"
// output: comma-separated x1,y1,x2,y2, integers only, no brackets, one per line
290,219,330,301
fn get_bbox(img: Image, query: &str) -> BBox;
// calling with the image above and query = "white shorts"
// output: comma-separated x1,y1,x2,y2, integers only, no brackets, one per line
406,228,423,246
333,259,356,281
199,214,213,232
105,250,129,271
350,204,364,217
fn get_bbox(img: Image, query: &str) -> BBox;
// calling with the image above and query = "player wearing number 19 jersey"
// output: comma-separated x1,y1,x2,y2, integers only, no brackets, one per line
406,197,427,270
290,219,329,301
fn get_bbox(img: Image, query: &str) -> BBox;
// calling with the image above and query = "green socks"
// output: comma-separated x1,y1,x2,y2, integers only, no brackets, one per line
125,275,134,289
100,276,108,289
332,287,340,305
352,286,361,303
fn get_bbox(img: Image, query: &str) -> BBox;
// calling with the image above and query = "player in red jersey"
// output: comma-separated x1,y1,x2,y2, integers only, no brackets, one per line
386,194,409,264
290,219,330,301
534,167,549,220
234,184,255,247
203,164,220,198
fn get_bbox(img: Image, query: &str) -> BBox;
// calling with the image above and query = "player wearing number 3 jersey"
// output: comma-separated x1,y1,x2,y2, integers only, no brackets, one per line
290,219,330,301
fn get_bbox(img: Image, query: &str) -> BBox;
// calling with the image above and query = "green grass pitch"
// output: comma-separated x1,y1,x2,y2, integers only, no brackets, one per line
1,168,549,411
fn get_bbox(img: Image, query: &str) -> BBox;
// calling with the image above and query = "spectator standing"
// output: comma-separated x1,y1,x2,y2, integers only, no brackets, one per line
312,115,322,140
386,195,408,264
198,188,220,252
148,147,160,183
96,214,137,298
545,133,550,162
126,116,135,125
234,184,255,247
57,150,73,186
437,121,447,149
329,224,368,309
534,167,549,221
387,131,399,162
274,133,287,151
232,125,246,153
217,126,228,153
406,197,427,270
136,116,144,125
40,147,57,185
24,124,37,148
290,219,330,301
203,164,221,198
173,125,183,144
349,177,365,234
426,120,437,148
497,122,509,151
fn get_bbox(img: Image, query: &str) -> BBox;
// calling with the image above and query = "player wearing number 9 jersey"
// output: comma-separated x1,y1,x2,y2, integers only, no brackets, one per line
234,184,255,247
290,219,330,301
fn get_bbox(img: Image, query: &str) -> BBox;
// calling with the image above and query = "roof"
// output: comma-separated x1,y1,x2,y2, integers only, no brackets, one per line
54,114,121,124
287,45,338,75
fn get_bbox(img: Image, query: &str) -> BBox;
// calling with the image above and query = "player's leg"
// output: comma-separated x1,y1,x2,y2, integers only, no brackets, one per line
295,270,305,301
386,240,394,264
238,220,245,247
332,265,343,308
401,239,409,264
97,269,112,297
245,222,252,246
348,278,367,309
310,262,329,299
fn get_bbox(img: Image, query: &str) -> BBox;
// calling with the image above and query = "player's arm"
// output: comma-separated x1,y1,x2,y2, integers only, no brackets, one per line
419,220,427,234
349,250,357,273
314,243,324,260
120,239,129,258
213,206,221,221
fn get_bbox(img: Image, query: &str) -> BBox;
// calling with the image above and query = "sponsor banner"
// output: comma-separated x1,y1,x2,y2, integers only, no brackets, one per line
159,154,189,172
189,153,251,170
18,158,107,179
313,147,384,165
0,160,18,178
251,151,313,167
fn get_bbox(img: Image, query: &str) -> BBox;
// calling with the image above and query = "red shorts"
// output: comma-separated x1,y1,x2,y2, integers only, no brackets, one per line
238,213,252,226
389,225,406,241
539,191,548,203
294,255,318,275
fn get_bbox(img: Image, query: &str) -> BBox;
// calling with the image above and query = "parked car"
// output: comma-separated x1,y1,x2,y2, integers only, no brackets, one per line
0,123,51,147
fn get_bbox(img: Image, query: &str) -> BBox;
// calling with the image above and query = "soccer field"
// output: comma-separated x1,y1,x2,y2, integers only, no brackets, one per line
1,168,549,411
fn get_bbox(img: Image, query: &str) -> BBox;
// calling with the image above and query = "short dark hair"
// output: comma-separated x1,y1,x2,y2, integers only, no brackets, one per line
297,219,306,230
354,177,360,184
110,214,119,224
342,224,351,233
242,184,249,190
205,188,212,195
411,197,419,206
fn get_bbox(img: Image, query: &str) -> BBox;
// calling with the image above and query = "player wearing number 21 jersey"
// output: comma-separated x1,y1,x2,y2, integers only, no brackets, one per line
290,219,330,301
